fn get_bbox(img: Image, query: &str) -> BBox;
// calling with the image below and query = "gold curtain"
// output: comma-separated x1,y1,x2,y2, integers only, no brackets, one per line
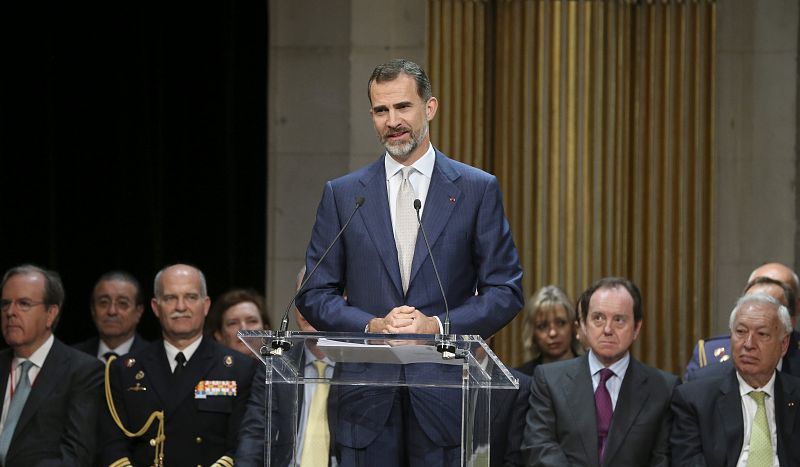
428,0,716,375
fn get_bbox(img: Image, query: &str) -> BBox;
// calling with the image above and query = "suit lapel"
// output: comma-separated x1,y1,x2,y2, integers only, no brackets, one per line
0,350,11,415
409,151,461,286
603,359,648,465
717,371,744,466
14,339,69,438
358,157,404,296
776,372,799,464
565,356,600,467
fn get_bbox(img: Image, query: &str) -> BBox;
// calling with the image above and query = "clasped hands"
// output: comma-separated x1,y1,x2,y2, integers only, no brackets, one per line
368,305,439,334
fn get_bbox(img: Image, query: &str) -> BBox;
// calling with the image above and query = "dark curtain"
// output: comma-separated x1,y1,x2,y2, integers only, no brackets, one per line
0,2,268,343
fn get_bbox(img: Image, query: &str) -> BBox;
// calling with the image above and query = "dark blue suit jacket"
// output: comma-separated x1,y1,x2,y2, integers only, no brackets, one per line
297,149,524,448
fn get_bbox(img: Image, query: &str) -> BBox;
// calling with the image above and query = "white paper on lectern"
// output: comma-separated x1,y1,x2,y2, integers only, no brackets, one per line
315,338,463,365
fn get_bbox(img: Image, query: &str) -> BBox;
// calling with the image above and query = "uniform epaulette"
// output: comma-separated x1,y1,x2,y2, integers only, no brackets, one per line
212,455,234,467
109,457,133,467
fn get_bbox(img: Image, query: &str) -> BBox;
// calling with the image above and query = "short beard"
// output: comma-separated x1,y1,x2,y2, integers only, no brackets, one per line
382,122,429,161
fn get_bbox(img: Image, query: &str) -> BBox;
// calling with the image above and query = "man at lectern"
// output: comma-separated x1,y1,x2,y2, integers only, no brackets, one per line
296,58,524,467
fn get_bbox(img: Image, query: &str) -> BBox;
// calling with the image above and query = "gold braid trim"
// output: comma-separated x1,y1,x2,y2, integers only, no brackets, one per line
104,355,166,467
212,455,235,467
697,339,707,367
108,457,133,467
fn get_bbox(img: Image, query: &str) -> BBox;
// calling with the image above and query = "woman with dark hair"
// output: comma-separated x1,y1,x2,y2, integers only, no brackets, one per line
517,285,582,376
206,289,270,357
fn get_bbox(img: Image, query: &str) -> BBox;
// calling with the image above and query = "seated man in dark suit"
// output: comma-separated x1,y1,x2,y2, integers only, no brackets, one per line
685,262,800,381
0,264,103,465
477,337,530,467
522,276,678,466
671,292,800,465
236,267,337,467
100,264,257,467
73,270,149,362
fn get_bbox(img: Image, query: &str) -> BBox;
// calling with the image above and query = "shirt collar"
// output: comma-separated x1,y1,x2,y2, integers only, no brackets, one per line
588,349,631,378
163,335,203,364
303,342,333,367
384,143,435,180
14,333,54,369
98,335,136,357
737,369,777,398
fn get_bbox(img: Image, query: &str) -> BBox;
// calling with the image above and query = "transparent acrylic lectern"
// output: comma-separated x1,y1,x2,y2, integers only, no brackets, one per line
238,331,518,467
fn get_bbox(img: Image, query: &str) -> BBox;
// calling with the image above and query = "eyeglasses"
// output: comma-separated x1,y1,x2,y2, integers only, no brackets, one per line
0,299,47,313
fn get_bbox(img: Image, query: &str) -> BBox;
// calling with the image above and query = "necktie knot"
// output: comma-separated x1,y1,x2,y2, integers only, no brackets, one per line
103,351,119,362
174,352,186,375
16,360,34,389
749,390,766,405
401,166,414,182
599,368,614,384
312,360,327,378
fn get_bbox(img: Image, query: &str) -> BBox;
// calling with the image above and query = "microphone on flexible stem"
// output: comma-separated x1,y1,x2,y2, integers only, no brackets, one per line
269,196,365,356
413,199,461,359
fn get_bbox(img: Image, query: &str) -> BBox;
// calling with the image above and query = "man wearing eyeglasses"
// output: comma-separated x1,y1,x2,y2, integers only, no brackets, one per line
73,270,149,362
522,277,679,466
0,263,104,465
100,263,257,467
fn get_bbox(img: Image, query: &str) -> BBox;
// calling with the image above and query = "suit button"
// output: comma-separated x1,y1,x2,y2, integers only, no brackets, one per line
196,436,203,444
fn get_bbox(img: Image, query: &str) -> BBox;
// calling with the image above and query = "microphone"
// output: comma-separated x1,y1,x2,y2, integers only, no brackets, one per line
270,196,365,355
413,199,461,359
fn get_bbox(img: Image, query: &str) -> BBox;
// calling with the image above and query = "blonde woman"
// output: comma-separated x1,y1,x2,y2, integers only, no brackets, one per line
517,285,582,376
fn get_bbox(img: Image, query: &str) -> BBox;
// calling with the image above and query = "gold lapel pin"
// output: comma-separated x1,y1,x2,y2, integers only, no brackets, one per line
224,355,234,367
127,383,147,392
135,371,145,380
125,358,136,368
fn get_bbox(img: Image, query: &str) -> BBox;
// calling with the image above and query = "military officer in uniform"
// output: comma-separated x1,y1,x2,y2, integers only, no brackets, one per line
100,264,258,467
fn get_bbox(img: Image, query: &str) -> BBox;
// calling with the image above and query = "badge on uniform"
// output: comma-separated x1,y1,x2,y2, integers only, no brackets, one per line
194,380,237,399
224,355,234,367
125,358,136,368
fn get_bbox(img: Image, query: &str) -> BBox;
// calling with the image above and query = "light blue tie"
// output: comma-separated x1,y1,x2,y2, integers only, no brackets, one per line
0,360,34,463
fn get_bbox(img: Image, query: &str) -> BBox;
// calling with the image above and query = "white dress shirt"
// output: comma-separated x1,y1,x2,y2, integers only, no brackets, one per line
736,371,780,467
164,336,203,372
0,334,54,432
97,335,136,362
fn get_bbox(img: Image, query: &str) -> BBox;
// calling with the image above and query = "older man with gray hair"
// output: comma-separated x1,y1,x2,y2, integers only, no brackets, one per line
671,292,800,465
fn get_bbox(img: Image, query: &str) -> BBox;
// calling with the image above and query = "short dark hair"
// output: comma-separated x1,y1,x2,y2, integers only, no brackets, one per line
743,276,797,317
367,58,432,105
205,288,270,337
1,264,65,328
578,276,643,323
92,270,144,306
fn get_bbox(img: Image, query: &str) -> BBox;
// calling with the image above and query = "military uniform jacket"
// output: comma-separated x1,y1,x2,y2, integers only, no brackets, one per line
99,338,257,467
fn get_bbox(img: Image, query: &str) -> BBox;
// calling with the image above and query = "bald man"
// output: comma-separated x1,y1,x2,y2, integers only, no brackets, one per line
684,262,800,381
100,264,258,467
